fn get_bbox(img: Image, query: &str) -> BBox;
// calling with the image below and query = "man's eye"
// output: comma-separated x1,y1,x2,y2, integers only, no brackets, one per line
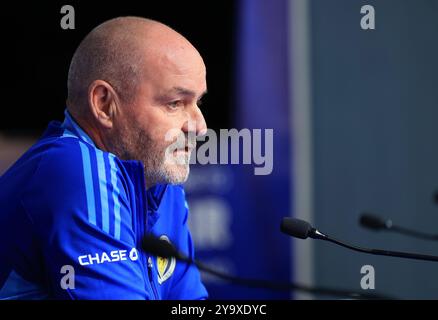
168,100,184,109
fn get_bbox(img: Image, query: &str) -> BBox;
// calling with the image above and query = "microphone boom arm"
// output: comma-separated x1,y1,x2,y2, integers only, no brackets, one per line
308,226,438,262
325,236,438,262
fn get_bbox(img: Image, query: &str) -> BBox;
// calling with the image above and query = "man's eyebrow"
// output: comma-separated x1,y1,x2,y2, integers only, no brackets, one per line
171,87,208,99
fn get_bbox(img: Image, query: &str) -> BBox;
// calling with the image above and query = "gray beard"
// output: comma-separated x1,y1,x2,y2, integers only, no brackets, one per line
109,120,191,188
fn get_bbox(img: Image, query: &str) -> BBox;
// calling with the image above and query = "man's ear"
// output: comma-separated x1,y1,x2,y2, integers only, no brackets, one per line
88,80,119,129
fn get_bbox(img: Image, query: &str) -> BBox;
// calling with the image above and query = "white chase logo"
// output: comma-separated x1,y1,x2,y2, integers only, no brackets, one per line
78,248,139,266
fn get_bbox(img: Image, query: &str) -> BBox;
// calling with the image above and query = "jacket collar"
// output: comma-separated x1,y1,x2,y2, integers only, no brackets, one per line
60,109,168,212
61,109,96,147
147,184,168,212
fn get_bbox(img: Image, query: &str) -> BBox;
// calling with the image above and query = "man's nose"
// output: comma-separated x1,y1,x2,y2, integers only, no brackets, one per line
182,105,207,137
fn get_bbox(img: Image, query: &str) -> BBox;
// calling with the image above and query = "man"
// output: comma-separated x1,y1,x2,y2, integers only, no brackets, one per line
0,17,208,299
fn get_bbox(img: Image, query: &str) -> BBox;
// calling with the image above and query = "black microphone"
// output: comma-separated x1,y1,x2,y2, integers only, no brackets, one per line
281,217,438,262
360,212,438,241
359,213,391,230
141,234,390,299
433,190,438,205
142,234,186,261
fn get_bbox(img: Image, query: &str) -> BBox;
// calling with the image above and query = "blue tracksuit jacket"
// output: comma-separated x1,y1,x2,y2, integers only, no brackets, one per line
0,110,207,300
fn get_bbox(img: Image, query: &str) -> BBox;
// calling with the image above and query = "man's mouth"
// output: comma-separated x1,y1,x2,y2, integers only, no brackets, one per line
183,142,196,152
167,139,196,158
173,146,192,154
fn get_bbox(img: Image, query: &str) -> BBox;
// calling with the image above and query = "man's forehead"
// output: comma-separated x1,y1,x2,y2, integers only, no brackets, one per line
157,52,206,76
136,36,207,96
148,57,207,94
142,69,207,98
166,86,208,98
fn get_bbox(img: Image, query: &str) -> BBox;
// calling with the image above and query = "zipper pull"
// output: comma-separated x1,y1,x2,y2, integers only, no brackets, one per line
147,256,153,269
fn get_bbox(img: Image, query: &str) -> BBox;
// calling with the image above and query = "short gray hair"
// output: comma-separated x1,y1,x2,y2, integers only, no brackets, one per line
67,17,153,111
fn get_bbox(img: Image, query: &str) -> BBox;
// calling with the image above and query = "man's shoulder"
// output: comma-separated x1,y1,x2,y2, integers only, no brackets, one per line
21,136,134,237
0,135,85,200
30,135,95,181
0,136,96,234
19,137,95,208
30,135,130,202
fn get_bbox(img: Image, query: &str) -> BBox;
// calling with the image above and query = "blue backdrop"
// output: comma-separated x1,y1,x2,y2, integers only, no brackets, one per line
185,0,294,299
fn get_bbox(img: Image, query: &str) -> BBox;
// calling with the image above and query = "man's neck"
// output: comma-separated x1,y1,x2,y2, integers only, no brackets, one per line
71,113,108,152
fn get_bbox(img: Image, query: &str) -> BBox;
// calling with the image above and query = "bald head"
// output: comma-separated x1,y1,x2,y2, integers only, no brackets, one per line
66,16,207,188
67,16,201,116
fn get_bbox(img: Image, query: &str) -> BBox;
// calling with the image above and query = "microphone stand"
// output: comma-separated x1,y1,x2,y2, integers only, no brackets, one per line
309,226,438,262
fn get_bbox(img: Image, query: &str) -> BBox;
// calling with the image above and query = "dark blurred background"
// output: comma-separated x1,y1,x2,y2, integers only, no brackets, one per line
2,0,438,300
1,0,235,135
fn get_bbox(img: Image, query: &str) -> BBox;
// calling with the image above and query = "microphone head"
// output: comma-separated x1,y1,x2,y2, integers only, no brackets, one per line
433,191,438,205
359,213,389,230
280,217,313,239
141,234,179,259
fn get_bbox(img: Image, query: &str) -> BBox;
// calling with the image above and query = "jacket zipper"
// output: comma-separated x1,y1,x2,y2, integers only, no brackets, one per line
133,163,159,300
139,248,156,299
147,256,160,299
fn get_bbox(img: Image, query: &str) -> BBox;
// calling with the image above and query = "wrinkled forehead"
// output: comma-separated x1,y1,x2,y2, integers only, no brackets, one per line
141,43,207,95
159,46,205,75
